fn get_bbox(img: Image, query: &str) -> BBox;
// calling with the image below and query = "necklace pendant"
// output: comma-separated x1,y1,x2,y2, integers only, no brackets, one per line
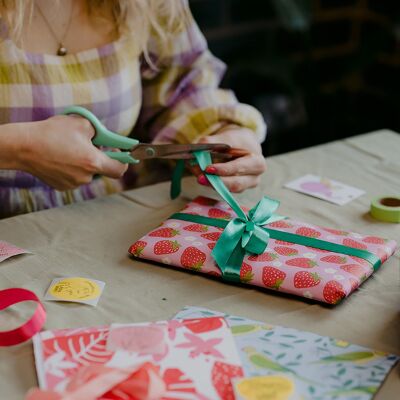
57,44,67,56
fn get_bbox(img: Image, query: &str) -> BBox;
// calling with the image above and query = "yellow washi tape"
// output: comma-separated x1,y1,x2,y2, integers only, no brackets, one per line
370,196,400,223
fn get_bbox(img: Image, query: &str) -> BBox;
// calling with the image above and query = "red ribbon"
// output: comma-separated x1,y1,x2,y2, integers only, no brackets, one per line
0,288,46,346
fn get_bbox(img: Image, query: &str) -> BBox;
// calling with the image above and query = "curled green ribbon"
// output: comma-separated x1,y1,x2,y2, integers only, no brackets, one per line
170,151,382,282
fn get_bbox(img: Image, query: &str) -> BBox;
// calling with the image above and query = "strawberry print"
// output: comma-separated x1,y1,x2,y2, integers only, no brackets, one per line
211,361,243,400
193,196,218,206
321,255,347,264
183,317,223,333
149,227,179,238
323,280,346,304
274,246,298,256
129,241,147,257
154,240,180,255
295,227,321,238
248,252,277,262
309,247,330,253
340,264,367,279
207,242,216,250
262,267,286,289
201,232,221,241
208,208,231,219
362,236,386,245
294,271,321,288
285,258,317,268
240,263,254,283
267,220,293,228
181,247,206,270
350,256,370,266
183,224,208,233
274,240,294,246
349,278,359,291
322,227,349,236
343,238,367,250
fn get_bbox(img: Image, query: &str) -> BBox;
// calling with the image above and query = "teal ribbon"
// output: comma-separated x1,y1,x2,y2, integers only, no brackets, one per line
170,152,382,282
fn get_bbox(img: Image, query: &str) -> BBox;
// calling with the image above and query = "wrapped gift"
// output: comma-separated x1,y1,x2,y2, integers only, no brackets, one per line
129,195,397,304
130,152,397,305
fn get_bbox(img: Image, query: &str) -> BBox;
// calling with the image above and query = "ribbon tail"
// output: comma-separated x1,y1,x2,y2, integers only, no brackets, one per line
170,159,185,199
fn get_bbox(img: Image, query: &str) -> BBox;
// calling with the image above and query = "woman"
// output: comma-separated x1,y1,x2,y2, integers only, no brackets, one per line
0,0,267,218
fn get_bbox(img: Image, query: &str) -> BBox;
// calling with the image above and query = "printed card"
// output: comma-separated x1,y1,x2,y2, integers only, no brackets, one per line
0,240,30,263
44,277,105,306
33,317,243,399
284,174,365,205
175,307,399,400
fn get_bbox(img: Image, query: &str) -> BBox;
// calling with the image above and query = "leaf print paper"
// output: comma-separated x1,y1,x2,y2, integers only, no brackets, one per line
174,307,399,400
33,317,242,399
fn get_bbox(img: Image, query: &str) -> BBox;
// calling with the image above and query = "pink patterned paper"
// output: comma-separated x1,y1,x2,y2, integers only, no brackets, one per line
0,240,29,262
33,317,243,399
129,196,398,305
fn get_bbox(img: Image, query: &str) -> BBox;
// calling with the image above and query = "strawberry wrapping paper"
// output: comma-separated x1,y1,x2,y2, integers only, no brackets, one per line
129,196,397,305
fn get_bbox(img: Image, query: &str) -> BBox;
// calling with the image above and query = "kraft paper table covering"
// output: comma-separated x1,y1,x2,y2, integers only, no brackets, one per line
0,130,399,399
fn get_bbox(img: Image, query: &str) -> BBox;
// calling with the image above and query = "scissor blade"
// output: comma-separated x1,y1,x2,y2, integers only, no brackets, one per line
130,143,231,160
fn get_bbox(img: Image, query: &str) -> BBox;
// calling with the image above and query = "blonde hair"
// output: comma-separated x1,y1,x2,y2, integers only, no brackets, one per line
0,0,188,56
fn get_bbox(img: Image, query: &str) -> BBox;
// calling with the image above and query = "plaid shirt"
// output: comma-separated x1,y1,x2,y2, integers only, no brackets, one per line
0,4,265,218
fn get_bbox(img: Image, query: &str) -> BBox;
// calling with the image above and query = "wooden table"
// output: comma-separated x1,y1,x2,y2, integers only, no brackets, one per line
1,130,399,399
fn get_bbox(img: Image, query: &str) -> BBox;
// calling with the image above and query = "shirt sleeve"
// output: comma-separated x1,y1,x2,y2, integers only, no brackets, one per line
133,1,266,145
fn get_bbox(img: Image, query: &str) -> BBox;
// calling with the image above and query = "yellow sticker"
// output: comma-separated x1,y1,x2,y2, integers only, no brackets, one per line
48,277,102,301
236,375,295,400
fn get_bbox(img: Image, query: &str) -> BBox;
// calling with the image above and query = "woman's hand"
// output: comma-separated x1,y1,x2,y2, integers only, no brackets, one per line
16,115,127,190
196,126,267,192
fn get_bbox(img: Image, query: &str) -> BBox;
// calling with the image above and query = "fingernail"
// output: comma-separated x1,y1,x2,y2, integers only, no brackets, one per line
205,166,217,174
197,175,209,186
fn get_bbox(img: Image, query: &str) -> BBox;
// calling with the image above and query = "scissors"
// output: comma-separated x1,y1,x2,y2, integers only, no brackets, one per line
62,106,233,164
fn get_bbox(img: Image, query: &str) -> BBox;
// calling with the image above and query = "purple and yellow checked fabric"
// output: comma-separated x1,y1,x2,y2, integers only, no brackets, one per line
0,6,265,218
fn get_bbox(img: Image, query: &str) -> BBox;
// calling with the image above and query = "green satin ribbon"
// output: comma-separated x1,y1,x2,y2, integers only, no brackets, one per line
170,151,382,282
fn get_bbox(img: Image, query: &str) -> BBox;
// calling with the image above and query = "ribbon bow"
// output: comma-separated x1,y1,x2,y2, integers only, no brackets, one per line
212,196,283,281
190,151,285,281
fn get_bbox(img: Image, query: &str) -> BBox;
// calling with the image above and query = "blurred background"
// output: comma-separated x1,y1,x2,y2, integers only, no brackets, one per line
189,0,400,155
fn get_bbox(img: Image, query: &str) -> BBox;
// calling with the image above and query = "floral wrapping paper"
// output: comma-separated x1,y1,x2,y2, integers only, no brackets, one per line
174,306,400,400
130,196,397,304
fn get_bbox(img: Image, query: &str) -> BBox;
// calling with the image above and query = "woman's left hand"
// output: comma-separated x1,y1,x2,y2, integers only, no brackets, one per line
195,126,267,192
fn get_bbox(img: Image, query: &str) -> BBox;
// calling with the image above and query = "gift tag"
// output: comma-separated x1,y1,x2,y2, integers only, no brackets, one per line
44,277,105,306
284,174,365,205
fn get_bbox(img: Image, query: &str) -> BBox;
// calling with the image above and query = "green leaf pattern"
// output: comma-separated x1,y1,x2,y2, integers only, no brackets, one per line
175,306,399,400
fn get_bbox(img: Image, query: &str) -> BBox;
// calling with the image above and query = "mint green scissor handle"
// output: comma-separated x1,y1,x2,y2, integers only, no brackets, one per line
62,106,140,164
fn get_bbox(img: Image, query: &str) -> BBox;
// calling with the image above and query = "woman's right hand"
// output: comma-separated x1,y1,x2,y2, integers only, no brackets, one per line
16,115,128,190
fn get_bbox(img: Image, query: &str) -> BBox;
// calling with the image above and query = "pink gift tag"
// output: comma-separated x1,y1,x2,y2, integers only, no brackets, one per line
0,240,30,263
129,196,398,305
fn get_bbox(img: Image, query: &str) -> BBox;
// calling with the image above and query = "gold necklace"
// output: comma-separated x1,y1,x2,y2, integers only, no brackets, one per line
36,1,74,56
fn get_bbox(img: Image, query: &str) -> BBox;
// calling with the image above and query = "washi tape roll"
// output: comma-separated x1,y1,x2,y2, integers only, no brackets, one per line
0,288,46,346
370,196,400,223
